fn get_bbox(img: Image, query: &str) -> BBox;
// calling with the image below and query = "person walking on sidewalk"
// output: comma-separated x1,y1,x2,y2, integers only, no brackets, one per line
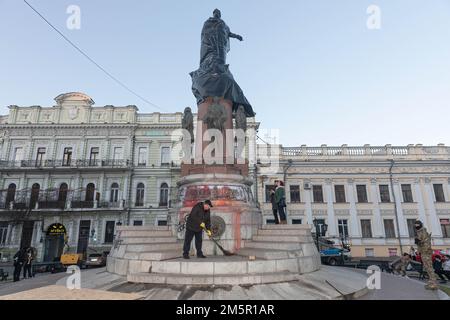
414,220,438,290
13,248,25,282
183,200,212,259
275,180,287,224
270,189,279,224
23,247,34,279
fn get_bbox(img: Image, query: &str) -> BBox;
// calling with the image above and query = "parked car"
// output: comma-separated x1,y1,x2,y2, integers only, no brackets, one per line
85,252,108,268
320,248,351,266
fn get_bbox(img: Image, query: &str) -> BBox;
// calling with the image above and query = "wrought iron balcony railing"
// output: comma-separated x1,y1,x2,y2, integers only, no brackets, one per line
0,159,130,169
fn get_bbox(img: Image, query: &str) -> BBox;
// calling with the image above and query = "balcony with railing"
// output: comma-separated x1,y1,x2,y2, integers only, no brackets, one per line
0,188,128,212
0,159,131,169
258,144,450,161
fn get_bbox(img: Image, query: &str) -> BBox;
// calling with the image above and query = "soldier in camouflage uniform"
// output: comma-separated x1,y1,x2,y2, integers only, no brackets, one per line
414,220,438,290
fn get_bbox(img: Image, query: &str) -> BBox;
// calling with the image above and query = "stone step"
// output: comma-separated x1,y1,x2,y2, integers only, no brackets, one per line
122,237,177,244
117,226,170,232
139,250,182,261
119,230,173,238
149,258,300,275
126,242,183,252
257,229,310,236
243,241,302,251
261,224,311,230
127,271,298,286
252,235,311,243
236,248,294,260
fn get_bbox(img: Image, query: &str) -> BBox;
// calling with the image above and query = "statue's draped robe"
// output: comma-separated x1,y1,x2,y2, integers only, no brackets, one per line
190,17,255,117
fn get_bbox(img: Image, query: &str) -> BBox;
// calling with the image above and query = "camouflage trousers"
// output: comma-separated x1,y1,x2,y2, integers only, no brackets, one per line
420,250,437,286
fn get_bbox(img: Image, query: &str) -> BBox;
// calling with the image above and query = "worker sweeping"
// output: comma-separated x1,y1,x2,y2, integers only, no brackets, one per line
182,200,213,259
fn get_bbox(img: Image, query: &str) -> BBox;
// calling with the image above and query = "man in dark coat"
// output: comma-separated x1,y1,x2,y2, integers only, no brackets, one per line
13,248,25,282
183,200,213,259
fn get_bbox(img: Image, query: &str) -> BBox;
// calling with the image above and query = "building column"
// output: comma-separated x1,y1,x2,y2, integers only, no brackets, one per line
423,178,442,237
324,179,337,237
413,178,428,227
393,180,409,237
303,180,313,226
345,179,360,237
369,179,384,237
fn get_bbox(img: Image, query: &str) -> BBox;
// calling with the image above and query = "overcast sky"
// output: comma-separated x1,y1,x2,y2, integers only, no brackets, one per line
1,0,449,147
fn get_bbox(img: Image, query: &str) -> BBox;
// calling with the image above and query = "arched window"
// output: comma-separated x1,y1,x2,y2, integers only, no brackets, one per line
135,183,145,207
110,183,119,203
6,183,16,205
30,183,40,208
159,183,169,207
85,183,95,202
58,183,68,203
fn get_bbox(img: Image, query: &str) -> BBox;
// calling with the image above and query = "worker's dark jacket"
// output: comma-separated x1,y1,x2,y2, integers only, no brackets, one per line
186,202,211,232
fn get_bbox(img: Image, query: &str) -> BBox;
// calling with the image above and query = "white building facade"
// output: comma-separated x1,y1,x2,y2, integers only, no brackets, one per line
0,92,258,262
257,144,450,257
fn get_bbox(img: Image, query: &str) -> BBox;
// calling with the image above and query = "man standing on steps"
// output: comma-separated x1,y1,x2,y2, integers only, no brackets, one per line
414,220,438,290
183,200,213,259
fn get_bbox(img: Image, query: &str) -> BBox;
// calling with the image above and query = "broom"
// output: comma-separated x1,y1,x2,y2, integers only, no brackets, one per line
201,224,234,256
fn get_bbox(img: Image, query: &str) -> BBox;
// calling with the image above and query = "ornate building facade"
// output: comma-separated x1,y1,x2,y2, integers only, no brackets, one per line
257,144,450,257
0,92,258,262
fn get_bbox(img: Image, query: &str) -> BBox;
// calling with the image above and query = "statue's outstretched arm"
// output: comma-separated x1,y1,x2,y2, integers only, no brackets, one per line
229,32,243,41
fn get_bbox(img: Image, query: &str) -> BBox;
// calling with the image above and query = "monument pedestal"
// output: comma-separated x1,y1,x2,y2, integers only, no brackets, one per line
170,173,261,255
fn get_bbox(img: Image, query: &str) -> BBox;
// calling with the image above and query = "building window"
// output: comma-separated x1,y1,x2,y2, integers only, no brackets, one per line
35,147,46,166
13,147,24,162
110,183,119,203
379,185,391,203
89,147,99,166
334,185,346,203
30,183,40,208
133,220,143,226
0,222,8,246
401,184,414,203
104,221,115,244
289,185,301,203
407,219,417,238
135,183,145,207
292,219,302,225
161,147,171,165
361,220,373,238
159,183,169,207
356,185,368,203
138,147,147,166
58,183,68,203
441,219,450,238
63,147,72,166
265,185,276,203
113,147,123,162
338,219,349,238
313,185,324,203
85,183,95,202
388,248,398,257
157,220,167,226
384,219,396,238
6,183,16,206
365,248,375,257
433,184,446,202
266,219,276,225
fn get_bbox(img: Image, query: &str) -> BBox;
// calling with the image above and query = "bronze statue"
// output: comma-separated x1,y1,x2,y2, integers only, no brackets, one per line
190,9,255,118
182,107,194,143
203,98,228,132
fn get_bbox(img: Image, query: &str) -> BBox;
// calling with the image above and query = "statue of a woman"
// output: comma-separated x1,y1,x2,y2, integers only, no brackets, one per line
190,9,255,118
